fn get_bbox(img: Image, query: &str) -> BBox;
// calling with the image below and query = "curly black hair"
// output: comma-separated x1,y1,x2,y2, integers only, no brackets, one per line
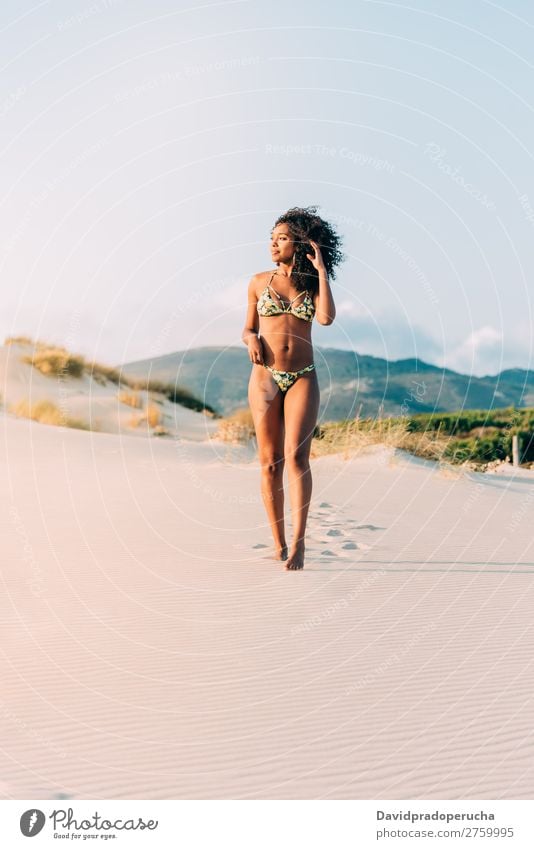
273,205,345,295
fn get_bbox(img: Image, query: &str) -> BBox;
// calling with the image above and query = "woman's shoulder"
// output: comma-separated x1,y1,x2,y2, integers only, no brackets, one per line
249,270,274,296
255,269,275,282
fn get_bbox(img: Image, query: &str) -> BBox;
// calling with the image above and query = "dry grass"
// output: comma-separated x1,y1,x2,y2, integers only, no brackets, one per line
5,335,36,347
4,335,215,434
310,416,453,461
310,417,404,458
129,402,163,430
127,377,170,394
213,407,255,443
88,362,122,385
9,399,92,430
6,335,213,413
145,403,162,428
391,426,453,462
21,346,86,378
214,407,525,472
211,409,454,458
152,425,172,437
8,335,143,387
118,390,143,409
11,335,118,384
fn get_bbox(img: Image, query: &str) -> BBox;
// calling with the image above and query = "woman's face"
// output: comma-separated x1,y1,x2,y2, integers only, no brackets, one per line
270,224,295,264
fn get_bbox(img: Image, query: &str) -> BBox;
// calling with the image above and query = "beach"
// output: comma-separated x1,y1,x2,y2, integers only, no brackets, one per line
1,405,533,800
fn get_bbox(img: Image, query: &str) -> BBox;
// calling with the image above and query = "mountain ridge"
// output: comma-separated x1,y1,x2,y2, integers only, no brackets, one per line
118,346,533,419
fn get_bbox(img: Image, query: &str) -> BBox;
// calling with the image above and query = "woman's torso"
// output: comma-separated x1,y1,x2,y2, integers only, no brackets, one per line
255,270,315,371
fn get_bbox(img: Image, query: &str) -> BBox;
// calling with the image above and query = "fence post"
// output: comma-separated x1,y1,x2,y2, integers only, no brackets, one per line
512,434,520,466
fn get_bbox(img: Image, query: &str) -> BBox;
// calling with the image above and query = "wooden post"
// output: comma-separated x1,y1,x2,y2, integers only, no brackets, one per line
512,434,520,466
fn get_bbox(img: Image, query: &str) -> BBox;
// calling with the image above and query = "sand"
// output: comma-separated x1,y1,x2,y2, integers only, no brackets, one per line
1,394,533,801
0,341,218,440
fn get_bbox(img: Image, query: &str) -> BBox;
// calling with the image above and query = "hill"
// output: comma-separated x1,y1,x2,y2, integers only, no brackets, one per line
118,346,534,419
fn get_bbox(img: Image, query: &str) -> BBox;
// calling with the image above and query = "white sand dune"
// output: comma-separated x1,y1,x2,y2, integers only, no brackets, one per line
0,342,217,440
1,406,533,801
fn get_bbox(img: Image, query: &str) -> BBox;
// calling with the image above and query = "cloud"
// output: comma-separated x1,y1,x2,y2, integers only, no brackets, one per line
317,306,444,365
443,325,532,376
444,325,503,375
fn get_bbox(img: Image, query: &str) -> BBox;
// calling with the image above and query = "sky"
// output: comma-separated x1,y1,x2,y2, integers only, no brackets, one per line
1,0,533,377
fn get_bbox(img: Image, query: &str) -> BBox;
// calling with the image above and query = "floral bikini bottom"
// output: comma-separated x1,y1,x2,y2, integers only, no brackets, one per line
263,362,316,393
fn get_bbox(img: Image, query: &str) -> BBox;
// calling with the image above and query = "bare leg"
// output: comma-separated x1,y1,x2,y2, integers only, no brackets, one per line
283,370,320,570
248,364,287,560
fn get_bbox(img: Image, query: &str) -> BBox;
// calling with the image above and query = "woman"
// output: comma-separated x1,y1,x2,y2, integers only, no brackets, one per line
242,206,344,570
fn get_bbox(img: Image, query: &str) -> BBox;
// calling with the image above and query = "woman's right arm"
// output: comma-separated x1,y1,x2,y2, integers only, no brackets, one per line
242,275,264,364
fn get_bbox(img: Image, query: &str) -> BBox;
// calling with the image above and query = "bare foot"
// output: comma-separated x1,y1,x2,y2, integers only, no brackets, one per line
285,543,305,570
274,544,288,561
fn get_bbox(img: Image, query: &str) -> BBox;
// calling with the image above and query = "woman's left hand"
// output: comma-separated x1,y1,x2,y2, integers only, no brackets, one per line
306,239,327,272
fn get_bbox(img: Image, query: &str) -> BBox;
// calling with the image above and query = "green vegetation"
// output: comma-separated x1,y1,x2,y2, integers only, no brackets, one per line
406,407,534,465
405,406,534,434
214,404,534,469
158,383,217,416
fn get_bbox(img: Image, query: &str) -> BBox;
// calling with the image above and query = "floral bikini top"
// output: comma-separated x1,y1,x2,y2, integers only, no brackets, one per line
256,271,315,323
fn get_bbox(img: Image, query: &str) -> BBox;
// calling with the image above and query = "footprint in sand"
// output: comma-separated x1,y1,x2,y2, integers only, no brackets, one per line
306,499,379,563
259,501,378,564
